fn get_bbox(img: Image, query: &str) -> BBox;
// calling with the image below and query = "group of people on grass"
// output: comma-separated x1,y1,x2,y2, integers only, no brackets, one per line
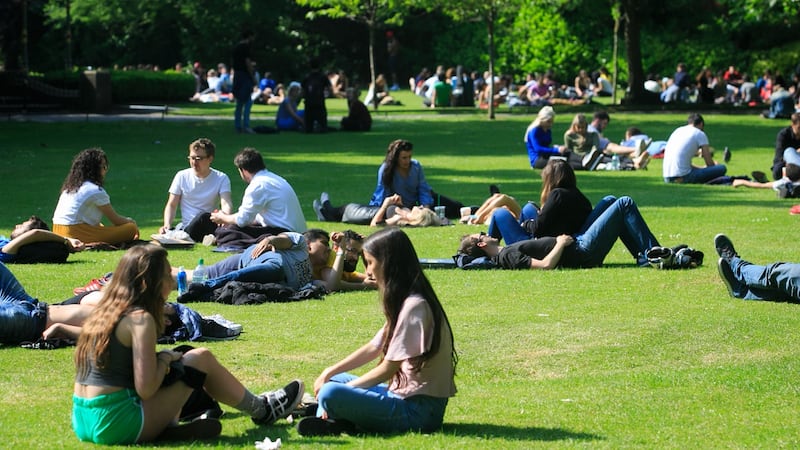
4,107,800,444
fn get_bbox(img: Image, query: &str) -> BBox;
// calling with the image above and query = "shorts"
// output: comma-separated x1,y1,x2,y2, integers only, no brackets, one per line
73,388,144,445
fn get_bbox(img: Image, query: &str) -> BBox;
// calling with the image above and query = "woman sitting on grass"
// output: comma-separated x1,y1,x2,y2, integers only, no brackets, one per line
486,159,593,245
299,228,457,436
72,244,303,444
52,148,139,245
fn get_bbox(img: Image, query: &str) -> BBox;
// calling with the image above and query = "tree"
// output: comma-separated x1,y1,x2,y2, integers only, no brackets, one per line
433,0,521,119
296,0,410,109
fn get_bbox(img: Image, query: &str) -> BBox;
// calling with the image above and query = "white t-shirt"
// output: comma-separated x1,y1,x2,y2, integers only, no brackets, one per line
370,295,457,399
168,168,231,226
236,169,307,232
662,124,709,178
52,181,110,226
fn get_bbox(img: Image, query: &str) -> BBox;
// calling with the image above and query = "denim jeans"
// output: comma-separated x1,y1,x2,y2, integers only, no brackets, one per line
0,262,47,344
202,245,285,290
487,202,538,244
571,196,660,267
233,77,254,131
316,372,448,433
665,164,727,184
728,257,800,301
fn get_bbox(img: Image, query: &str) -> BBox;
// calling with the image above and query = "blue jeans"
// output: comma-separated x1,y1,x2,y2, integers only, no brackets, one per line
727,257,800,301
233,77,254,131
202,245,285,290
0,262,47,344
317,373,449,433
571,196,660,267
487,202,538,244
665,164,727,184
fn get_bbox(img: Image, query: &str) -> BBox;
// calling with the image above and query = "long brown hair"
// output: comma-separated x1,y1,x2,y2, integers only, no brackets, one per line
75,245,170,378
381,139,413,191
363,228,457,387
540,159,577,206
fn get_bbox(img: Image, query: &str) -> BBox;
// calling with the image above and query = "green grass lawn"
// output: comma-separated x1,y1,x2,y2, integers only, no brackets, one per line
1,104,798,449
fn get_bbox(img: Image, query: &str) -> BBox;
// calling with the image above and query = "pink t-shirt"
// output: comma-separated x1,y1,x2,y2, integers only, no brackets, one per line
370,295,457,399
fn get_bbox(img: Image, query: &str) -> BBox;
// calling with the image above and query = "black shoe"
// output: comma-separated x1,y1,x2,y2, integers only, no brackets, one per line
751,170,768,183
717,257,740,298
582,147,604,171
252,380,305,426
713,233,738,261
489,184,501,195
723,146,731,163
158,417,222,441
297,417,356,436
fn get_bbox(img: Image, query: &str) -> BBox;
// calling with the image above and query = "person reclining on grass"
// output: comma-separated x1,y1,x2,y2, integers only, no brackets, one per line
309,229,376,292
714,233,800,302
176,232,314,302
731,148,800,195
458,195,662,269
1,215,84,263
314,193,442,227
0,261,93,345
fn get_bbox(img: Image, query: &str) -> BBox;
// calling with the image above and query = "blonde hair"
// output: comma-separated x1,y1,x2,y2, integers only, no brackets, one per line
396,207,441,227
531,106,555,128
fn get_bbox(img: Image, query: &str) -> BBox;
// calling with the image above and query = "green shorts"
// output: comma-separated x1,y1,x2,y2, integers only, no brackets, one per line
72,388,144,445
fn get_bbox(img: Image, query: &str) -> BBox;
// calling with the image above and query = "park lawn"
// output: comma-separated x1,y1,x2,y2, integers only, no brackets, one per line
0,108,799,449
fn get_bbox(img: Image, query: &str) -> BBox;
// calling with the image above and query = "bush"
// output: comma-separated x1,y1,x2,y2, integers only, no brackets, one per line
110,70,195,103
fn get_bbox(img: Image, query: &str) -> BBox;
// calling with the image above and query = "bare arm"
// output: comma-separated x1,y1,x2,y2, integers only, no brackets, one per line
159,193,181,234
125,311,176,400
347,358,402,389
210,210,237,226
314,341,382,396
249,233,293,259
97,203,136,227
699,144,716,167
370,194,402,227
219,192,234,215
529,235,573,270
2,229,84,254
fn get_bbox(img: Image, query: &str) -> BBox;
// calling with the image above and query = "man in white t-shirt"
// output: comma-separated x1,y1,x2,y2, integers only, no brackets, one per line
211,147,307,237
662,113,727,184
159,138,234,241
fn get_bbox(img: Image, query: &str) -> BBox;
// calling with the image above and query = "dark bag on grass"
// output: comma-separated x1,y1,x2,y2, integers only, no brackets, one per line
14,242,69,264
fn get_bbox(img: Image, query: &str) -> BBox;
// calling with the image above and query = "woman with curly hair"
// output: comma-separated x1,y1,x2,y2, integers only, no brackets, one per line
72,244,303,444
300,228,457,436
52,148,139,245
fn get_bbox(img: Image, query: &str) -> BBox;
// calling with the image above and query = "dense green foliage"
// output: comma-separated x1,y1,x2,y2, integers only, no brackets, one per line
2,0,797,90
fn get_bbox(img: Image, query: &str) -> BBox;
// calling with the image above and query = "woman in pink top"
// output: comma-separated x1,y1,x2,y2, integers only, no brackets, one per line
299,227,458,436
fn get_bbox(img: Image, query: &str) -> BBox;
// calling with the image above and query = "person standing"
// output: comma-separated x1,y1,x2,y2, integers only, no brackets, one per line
232,30,256,134
159,138,233,242
302,58,331,133
211,148,306,237
662,113,727,184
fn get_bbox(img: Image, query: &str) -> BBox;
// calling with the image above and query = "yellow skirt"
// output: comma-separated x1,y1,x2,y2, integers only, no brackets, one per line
53,223,139,245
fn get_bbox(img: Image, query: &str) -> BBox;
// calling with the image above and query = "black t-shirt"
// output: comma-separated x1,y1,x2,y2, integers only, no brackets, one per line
531,187,592,238
302,70,330,106
775,126,800,166
494,237,581,270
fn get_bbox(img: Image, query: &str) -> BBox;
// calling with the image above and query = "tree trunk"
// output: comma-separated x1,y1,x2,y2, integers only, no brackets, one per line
368,22,378,110
621,0,647,104
487,4,496,120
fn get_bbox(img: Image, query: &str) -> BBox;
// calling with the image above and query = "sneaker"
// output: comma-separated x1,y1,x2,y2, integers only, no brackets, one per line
252,380,305,426
723,146,731,163
320,191,330,206
242,127,256,134
157,417,222,441
202,234,217,246
200,318,242,340
297,417,356,437
582,147,604,171
73,272,113,295
312,199,326,221
751,171,768,183
717,257,739,298
205,314,243,333
790,205,800,215
489,184,501,195
713,233,738,261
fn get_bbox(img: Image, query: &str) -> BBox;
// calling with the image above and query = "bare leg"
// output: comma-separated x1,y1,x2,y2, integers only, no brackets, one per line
469,194,521,224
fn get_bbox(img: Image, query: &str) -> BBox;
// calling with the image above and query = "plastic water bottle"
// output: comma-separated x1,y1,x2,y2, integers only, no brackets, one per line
611,154,620,171
176,266,187,295
192,258,207,283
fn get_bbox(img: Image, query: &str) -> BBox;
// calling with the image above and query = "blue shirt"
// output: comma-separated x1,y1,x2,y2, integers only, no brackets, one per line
369,159,434,208
524,124,560,168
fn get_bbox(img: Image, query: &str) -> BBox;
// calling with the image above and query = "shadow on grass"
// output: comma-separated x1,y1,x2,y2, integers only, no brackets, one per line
442,422,603,442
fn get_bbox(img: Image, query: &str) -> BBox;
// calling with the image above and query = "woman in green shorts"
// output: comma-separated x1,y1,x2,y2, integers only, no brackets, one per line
72,244,304,444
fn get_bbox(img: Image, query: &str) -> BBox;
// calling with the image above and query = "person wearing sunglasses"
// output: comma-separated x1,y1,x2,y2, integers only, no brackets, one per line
159,138,233,241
